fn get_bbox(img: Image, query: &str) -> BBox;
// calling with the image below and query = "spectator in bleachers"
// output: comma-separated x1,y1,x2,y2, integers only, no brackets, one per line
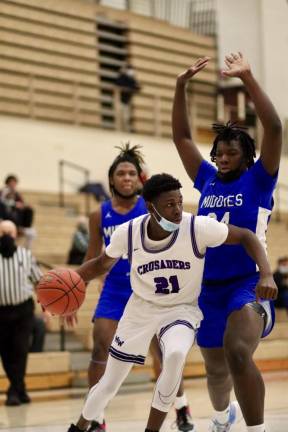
273,256,288,312
0,174,36,249
67,216,89,265
115,64,141,132
0,220,42,406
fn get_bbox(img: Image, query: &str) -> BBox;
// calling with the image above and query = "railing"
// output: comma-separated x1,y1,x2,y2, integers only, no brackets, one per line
97,0,218,35
14,75,164,136
189,0,217,36
106,84,163,136
274,183,288,223
59,159,91,217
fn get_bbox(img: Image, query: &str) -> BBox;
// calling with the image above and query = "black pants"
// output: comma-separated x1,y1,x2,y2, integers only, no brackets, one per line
0,298,34,395
30,315,46,352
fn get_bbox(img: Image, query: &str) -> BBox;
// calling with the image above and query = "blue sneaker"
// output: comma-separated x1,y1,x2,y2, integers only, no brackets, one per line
209,401,242,432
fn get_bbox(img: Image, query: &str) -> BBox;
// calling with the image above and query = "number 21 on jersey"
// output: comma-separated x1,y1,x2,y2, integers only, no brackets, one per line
154,275,180,294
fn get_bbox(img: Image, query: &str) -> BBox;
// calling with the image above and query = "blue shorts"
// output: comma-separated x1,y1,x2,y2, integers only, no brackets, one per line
197,273,275,348
93,281,132,322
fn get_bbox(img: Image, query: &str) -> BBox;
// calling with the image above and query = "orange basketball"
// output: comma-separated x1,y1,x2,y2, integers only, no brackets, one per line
36,268,86,316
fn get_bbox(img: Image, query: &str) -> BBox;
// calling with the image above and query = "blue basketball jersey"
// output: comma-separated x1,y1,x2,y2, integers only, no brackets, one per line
194,158,277,282
101,196,147,287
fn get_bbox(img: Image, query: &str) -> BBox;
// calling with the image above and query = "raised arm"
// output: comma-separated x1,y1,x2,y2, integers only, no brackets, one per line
225,225,277,301
222,52,282,176
172,57,209,181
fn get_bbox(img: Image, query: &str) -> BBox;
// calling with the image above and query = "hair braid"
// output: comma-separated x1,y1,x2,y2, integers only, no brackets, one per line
210,121,256,168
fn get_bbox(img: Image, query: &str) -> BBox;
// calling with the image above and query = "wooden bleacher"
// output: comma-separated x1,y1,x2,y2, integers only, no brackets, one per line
0,0,218,142
0,352,72,392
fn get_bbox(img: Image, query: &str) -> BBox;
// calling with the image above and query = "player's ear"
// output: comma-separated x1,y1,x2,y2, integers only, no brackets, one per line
146,201,153,214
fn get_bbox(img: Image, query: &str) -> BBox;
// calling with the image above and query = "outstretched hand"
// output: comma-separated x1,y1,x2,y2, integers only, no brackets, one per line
221,52,251,79
255,274,278,303
177,57,210,85
60,312,78,328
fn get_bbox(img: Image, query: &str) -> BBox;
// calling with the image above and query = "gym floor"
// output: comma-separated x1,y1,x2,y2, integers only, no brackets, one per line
0,371,287,432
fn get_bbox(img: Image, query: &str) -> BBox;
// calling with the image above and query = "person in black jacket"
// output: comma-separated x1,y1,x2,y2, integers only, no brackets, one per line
115,64,141,132
67,216,89,265
0,175,36,249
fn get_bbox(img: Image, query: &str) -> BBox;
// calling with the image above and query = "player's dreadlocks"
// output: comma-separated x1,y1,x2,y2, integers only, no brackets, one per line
210,121,256,168
109,143,144,177
108,143,145,193
142,173,182,202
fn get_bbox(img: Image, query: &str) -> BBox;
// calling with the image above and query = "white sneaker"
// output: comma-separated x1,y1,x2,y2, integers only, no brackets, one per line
209,401,243,431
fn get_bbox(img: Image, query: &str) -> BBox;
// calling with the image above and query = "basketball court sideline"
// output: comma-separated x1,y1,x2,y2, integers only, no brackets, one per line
0,372,287,432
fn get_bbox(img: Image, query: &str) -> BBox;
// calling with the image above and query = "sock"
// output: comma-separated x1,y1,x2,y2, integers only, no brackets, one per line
212,404,230,424
246,425,265,432
174,393,188,410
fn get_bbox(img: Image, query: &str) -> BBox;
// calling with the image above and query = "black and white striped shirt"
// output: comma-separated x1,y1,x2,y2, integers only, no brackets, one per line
0,247,42,306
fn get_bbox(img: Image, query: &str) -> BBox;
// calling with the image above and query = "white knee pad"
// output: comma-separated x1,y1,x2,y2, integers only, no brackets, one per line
152,324,195,412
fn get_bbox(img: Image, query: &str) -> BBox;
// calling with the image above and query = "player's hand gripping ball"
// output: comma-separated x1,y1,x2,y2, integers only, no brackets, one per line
36,268,86,316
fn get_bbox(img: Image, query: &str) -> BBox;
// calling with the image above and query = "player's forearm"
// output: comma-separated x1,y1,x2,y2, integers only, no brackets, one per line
241,71,282,133
172,81,192,144
84,246,101,263
241,230,272,277
76,254,113,283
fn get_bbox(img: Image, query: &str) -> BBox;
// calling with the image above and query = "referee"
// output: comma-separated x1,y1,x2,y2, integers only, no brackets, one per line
0,220,42,406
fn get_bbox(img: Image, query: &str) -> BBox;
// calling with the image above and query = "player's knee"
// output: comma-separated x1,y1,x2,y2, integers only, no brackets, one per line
164,348,186,369
205,361,229,382
98,374,121,398
101,380,118,397
87,379,117,410
224,341,251,374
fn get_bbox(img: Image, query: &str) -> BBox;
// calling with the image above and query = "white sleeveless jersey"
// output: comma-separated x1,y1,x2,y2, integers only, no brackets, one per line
119,212,229,307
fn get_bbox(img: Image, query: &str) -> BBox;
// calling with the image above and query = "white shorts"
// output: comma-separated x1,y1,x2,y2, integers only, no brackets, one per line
109,293,203,364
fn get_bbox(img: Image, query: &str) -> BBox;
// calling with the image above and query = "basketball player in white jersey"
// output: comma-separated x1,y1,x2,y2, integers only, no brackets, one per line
67,173,277,432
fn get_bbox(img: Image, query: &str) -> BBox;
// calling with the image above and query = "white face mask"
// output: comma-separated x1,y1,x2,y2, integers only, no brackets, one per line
151,205,180,232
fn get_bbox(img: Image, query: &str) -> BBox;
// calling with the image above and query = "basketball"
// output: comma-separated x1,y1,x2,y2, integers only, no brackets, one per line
36,268,86,316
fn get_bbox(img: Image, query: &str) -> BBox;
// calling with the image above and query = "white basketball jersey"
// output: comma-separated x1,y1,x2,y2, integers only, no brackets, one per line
126,212,214,306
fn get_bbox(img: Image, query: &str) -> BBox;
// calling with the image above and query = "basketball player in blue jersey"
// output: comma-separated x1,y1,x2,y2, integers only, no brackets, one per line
172,53,282,432
85,144,147,432
85,145,195,432
66,173,277,432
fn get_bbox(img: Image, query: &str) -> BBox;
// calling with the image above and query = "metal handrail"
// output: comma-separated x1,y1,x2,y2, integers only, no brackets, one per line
59,159,91,216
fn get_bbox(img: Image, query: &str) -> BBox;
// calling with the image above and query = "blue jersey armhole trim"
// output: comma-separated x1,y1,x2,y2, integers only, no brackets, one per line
100,200,111,233
194,160,217,193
